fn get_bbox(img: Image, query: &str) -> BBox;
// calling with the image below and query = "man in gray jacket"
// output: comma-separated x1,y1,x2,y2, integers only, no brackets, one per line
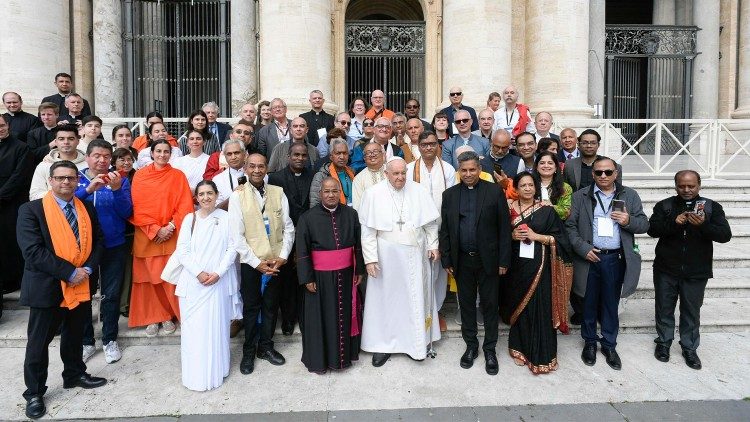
565,157,649,370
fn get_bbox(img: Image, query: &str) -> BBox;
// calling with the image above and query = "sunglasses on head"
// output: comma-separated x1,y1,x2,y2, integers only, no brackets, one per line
594,169,615,177
455,118,471,125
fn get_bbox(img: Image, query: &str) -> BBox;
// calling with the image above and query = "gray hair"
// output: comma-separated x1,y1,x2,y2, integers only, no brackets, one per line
309,90,323,97
393,112,407,122
222,138,244,153
201,101,220,114
457,150,480,167
363,141,385,154
336,111,350,121
270,98,286,108
329,138,349,151
491,128,512,142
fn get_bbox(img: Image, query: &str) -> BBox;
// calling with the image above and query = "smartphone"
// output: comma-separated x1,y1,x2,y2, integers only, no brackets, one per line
694,200,706,217
518,223,531,244
612,199,625,213
101,175,111,184
237,176,247,185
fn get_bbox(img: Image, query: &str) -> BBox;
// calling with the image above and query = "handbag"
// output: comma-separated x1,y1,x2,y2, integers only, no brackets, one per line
161,212,196,285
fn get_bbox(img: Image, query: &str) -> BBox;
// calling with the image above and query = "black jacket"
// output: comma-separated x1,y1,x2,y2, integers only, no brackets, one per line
648,195,732,279
41,94,92,118
268,166,313,225
299,109,334,147
439,179,511,275
17,198,104,308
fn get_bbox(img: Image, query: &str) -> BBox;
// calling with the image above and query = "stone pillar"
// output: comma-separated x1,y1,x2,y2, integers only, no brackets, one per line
692,0,720,119
258,0,336,116
653,0,676,25
525,0,592,119
442,0,512,110
93,0,125,124
676,1,693,25
588,0,606,115
230,0,257,114
71,0,95,111
0,0,70,108
732,0,750,118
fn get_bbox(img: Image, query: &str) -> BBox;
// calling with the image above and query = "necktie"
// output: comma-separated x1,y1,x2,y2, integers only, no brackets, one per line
65,203,80,244
567,153,573,160
211,124,219,140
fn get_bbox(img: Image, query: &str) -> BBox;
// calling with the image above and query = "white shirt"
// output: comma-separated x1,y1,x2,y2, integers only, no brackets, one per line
405,159,456,212
493,105,535,134
173,153,210,192
212,166,245,204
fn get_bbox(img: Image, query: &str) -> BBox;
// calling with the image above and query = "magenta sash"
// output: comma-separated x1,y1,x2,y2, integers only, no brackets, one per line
311,247,360,336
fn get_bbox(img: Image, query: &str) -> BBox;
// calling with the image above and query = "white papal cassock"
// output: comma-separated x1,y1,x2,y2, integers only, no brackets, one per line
359,179,441,359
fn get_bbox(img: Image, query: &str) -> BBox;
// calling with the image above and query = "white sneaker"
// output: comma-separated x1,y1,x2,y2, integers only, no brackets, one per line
145,323,159,337
103,341,122,364
162,320,176,334
82,345,96,363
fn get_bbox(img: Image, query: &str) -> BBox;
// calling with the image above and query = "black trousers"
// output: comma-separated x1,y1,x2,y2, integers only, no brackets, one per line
240,263,281,355
653,270,708,351
23,302,90,400
456,252,499,352
278,258,302,325
570,291,585,317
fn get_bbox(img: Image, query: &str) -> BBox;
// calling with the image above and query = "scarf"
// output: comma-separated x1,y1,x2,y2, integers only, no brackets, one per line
328,163,355,205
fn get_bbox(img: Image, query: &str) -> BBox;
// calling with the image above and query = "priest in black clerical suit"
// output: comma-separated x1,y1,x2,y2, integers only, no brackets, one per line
295,177,364,373
2,92,41,142
41,93,92,118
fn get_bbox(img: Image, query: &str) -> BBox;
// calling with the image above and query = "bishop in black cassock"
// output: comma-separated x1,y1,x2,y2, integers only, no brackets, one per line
295,178,364,373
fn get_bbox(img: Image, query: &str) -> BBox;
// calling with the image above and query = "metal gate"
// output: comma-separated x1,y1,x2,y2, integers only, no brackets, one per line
605,25,697,153
123,0,231,120
345,21,425,113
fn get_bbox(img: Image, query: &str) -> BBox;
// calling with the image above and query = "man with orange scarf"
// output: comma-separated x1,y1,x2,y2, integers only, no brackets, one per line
128,140,194,336
17,161,105,419
309,138,355,208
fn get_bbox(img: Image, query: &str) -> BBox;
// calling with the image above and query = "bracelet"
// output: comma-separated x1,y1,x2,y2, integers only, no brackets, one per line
168,221,176,230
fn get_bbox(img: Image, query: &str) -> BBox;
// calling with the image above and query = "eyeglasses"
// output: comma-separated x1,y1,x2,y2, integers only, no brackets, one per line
455,118,471,125
419,142,438,148
362,121,374,127
338,121,351,126
450,92,462,97
579,141,599,146
593,169,615,177
364,151,382,157
405,104,419,109
51,176,77,182
234,129,253,135
375,124,391,130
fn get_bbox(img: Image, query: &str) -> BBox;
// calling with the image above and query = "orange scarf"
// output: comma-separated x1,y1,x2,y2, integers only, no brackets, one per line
328,163,355,205
42,192,93,310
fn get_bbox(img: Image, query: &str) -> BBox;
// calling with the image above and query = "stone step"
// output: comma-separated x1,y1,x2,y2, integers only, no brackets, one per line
2,297,748,348
634,224,750,246
638,242,750,267
620,179,750,195
629,268,750,299
638,193,750,209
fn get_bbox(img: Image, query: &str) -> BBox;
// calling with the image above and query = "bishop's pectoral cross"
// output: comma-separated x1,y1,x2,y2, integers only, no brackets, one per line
396,218,405,231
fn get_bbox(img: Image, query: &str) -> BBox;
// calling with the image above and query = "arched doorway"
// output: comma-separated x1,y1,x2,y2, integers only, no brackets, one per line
344,0,426,113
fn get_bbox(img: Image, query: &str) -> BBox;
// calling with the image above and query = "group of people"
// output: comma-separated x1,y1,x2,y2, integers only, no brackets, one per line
0,78,732,420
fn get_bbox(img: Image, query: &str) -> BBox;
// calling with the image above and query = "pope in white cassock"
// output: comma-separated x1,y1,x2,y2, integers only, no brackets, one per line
359,157,442,366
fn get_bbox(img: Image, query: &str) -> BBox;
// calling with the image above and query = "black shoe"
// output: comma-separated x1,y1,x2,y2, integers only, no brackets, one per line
570,313,583,325
240,354,255,374
372,353,391,367
601,347,622,370
257,349,286,366
484,350,499,375
63,373,107,389
581,343,597,366
281,320,295,336
654,344,670,362
682,349,702,370
460,347,479,369
25,397,46,419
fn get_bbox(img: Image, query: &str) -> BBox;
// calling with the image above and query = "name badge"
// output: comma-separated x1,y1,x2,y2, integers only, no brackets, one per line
519,241,535,259
317,128,327,139
451,123,458,135
597,216,614,237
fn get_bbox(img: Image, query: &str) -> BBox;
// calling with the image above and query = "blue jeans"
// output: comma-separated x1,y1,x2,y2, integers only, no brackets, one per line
581,251,624,349
83,244,126,345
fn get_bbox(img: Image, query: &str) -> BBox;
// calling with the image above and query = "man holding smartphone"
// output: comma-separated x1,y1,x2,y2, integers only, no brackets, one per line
566,157,649,370
647,170,732,369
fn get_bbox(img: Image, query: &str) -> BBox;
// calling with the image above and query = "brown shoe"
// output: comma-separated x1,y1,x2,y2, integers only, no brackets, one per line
230,319,244,338
438,315,447,332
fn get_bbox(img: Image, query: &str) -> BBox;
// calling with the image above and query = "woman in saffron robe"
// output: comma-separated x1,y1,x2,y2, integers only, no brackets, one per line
129,139,194,336
507,172,573,374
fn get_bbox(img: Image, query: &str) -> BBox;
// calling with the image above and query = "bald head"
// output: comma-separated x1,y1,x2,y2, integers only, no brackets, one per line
371,90,386,109
449,86,464,106
290,116,308,141
502,85,519,107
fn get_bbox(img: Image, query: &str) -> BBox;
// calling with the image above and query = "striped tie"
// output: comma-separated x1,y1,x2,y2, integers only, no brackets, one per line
64,203,80,244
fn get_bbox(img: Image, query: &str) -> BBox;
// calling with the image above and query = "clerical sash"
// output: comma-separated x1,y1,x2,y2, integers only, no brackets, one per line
311,246,360,336
41,192,93,310
238,183,284,260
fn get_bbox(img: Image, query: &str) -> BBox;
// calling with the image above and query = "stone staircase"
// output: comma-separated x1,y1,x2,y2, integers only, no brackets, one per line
1,178,749,348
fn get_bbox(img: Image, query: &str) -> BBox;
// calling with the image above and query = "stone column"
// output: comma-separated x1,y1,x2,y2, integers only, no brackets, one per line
230,0,257,114
71,0,95,111
0,0,70,108
653,0,676,25
442,0,512,110
258,0,336,116
588,0,606,116
93,0,125,123
692,0,720,119
525,0,592,119
732,0,750,118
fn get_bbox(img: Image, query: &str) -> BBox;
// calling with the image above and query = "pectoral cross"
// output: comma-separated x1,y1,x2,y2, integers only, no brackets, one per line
396,218,405,231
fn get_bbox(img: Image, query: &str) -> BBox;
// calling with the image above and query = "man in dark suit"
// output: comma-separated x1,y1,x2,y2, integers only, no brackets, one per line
56,94,89,126
558,127,580,163
563,129,623,192
2,92,41,142
41,73,92,118
255,98,292,158
440,87,479,137
533,111,560,147
202,101,232,145
439,150,511,375
17,161,106,419
299,90,334,147
268,142,314,335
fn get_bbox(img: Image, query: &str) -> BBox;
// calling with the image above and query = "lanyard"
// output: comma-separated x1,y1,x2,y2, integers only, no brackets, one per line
229,169,235,191
505,108,515,126
595,191,612,214
354,120,363,135
275,121,289,138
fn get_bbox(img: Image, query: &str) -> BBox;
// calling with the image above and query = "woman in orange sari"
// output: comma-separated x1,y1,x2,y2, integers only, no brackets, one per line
129,139,194,336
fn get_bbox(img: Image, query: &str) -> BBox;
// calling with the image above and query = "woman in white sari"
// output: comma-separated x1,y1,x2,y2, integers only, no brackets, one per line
173,180,238,391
